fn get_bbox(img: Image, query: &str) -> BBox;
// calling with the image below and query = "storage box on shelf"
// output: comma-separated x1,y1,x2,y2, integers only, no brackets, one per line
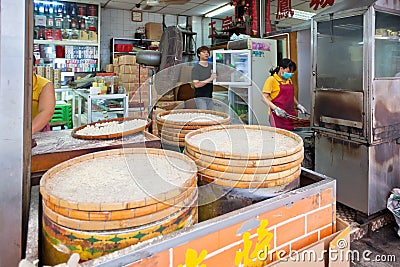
110,38,160,64
145,22,162,40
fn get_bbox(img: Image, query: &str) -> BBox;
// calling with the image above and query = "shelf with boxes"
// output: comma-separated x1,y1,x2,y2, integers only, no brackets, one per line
110,38,159,63
33,0,100,73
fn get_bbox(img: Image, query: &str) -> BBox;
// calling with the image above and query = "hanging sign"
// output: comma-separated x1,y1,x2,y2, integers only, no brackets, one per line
276,0,294,20
310,0,335,11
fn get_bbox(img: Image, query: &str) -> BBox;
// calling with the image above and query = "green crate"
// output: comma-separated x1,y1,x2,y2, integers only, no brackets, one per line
51,103,73,129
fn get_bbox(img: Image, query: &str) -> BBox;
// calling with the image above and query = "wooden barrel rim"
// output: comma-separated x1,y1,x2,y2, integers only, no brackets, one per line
184,150,304,174
160,129,187,139
184,125,303,160
71,117,151,140
156,109,230,126
156,120,230,130
160,136,186,147
184,146,304,167
197,164,301,182
42,202,197,242
43,183,197,221
161,132,186,142
42,188,198,231
40,148,197,211
198,168,301,189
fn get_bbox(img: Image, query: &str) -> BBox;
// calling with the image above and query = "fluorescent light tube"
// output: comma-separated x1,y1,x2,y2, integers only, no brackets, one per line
205,4,234,18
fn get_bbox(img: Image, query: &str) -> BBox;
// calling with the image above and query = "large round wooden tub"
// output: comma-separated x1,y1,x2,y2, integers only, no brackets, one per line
40,148,198,265
184,125,303,196
155,109,230,149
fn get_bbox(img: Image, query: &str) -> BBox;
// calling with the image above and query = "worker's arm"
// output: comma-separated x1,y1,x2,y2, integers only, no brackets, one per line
192,73,216,88
32,82,55,134
262,92,278,110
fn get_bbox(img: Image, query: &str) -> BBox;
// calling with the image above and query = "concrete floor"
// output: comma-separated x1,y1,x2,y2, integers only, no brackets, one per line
350,223,400,266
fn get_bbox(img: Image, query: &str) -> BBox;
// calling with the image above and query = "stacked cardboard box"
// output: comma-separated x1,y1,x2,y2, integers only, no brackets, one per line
145,22,163,40
112,55,153,114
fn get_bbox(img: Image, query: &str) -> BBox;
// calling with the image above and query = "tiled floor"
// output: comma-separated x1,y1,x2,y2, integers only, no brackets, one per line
337,203,395,242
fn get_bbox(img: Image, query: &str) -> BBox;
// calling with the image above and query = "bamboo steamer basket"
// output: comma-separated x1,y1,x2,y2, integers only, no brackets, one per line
71,117,151,140
40,148,198,264
184,125,303,194
184,125,303,160
155,109,230,149
156,109,230,127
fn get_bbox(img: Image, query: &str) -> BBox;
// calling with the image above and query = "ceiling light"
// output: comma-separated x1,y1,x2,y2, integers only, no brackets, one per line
205,4,234,18
292,9,316,20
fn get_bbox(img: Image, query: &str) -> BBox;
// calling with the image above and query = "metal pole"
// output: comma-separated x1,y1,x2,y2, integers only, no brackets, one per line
148,68,154,133
0,0,32,265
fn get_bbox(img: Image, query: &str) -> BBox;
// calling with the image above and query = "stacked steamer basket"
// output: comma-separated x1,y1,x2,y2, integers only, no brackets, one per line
155,109,230,149
40,148,198,265
184,125,304,198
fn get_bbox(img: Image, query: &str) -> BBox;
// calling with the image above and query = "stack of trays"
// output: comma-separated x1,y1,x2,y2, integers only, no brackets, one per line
155,109,230,147
40,148,198,265
184,125,304,197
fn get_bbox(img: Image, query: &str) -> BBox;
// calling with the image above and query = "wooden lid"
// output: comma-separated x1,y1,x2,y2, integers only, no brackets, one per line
71,117,151,140
185,125,303,160
156,109,229,127
40,148,197,211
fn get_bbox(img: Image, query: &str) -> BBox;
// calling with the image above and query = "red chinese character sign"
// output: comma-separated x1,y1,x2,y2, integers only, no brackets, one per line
276,0,294,20
310,0,335,11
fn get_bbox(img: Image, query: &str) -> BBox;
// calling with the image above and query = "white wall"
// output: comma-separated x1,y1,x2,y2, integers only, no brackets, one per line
101,8,167,70
100,8,209,70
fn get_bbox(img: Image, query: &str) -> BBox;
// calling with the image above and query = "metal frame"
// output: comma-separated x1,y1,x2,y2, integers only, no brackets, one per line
0,0,32,265
312,0,400,215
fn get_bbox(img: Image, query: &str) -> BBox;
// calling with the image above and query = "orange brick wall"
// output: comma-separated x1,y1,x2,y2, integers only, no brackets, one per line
123,188,335,267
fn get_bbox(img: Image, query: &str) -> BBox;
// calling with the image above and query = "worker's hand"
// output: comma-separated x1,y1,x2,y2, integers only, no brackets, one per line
210,72,217,81
273,107,287,118
296,104,308,114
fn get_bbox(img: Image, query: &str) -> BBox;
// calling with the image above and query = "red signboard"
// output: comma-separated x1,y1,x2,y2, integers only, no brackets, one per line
276,0,294,20
310,0,335,11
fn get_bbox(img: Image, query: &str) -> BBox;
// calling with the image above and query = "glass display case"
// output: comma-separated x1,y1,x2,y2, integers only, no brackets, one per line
212,50,251,86
72,90,128,126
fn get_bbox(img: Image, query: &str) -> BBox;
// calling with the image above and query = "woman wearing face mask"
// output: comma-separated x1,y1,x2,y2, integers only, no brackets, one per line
262,58,307,130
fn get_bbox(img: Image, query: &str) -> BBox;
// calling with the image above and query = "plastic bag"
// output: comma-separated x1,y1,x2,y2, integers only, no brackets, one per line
387,188,400,237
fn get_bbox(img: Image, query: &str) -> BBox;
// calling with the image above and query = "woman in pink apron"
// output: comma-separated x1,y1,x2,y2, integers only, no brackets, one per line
262,58,307,131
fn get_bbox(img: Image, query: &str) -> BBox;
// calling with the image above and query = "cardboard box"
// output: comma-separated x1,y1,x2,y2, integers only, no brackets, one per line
79,30,89,40
88,30,98,41
145,22,162,40
120,73,137,83
118,55,136,65
105,64,114,73
121,82,140,93
119,64,139,74
267,218,350,267
113,57,119,66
